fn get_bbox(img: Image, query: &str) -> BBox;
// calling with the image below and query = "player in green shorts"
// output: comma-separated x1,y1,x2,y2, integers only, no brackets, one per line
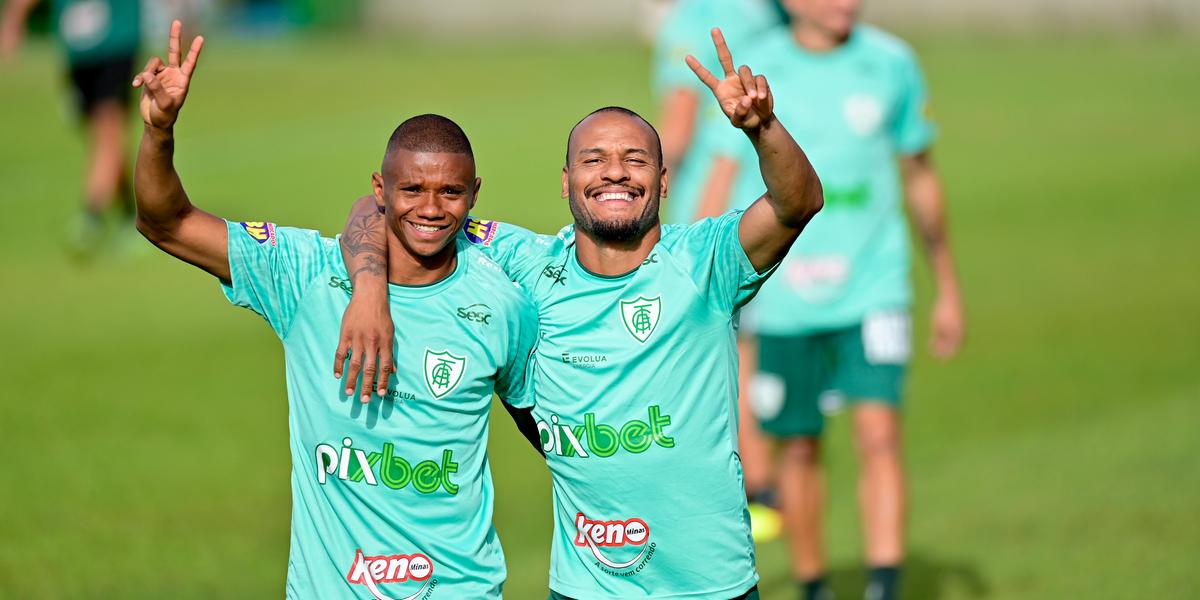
702,1,966,598
338,28,824,599
131,22,539,599
2,0,142,255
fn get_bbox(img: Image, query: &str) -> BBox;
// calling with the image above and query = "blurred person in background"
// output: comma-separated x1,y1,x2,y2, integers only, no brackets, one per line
1,0,141,256
133,21,541,598
651,0,791,544
697,1,965,599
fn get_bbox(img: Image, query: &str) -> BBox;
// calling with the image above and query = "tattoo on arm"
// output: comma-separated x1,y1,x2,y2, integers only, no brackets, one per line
342,212,386,258
350,254,385,279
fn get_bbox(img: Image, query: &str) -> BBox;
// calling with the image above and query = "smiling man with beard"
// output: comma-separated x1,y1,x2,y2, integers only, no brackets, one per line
338,29,823,599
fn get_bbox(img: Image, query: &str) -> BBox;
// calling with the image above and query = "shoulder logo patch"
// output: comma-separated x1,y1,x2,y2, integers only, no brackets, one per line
240,221,276,246
423,348,467,399
463,217,498,245
619,296,662,344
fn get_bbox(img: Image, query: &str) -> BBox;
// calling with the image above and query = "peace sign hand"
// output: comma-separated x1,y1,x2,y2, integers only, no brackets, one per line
685,28,774,132
132,20,204,131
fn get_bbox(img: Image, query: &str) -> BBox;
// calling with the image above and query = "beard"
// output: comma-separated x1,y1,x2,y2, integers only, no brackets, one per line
568,189,662,243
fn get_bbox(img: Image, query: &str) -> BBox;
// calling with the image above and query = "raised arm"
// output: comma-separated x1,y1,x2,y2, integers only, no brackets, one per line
132,21,228,280
901,150,964,359
334,194,395,402
686,28,823,272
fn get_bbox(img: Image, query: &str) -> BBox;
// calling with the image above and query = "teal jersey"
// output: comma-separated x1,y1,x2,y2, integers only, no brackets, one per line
220,221,538,600
653,0,782,224
718,25,936,334
461,213,773,598
51,0,141,65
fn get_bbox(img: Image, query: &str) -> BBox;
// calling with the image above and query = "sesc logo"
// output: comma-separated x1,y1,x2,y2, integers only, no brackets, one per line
347,548,435,600
455,303,492,325
574,513,655,571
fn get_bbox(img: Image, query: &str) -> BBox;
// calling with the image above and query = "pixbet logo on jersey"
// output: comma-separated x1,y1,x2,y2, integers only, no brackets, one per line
537,405,674,458
574,513,654,570
347,548,435,600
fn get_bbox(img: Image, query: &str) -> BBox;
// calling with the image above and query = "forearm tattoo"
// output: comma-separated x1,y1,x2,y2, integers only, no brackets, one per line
342,209,387,278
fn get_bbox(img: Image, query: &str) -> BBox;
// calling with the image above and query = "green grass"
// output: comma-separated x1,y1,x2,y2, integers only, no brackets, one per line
1,31,1198,599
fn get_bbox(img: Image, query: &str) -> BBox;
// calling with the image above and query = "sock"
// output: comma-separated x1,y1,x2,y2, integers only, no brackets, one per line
801,575,833,600
864,565,901,600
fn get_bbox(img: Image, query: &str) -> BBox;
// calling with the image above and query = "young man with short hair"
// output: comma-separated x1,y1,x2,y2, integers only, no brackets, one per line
132,22,539,599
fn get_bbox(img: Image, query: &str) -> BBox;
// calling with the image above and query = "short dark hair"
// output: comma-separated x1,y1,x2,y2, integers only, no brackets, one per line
385,114,474,162
565,106,663,166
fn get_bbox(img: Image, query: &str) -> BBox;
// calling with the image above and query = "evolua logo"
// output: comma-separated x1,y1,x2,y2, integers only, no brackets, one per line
574,513,654,570
347,548,435,600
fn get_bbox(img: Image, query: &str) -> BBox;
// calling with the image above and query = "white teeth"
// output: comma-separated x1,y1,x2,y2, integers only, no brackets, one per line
597,192,635,202
410,223,443,233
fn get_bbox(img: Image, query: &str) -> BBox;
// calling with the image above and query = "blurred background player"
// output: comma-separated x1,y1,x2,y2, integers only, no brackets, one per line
1,0,140,256
698,0,966,598
650,0,790,544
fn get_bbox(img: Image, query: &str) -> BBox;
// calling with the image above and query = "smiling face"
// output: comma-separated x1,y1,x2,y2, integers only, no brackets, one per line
373,149,479,260
562,111,667,243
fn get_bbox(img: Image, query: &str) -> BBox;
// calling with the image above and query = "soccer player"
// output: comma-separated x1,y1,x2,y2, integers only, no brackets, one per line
132,22,539,598
338,28,823,599
700,1,966,598
1,0,141,255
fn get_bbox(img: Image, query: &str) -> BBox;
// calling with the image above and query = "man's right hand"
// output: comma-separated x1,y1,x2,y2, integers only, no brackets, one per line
132,20,203,131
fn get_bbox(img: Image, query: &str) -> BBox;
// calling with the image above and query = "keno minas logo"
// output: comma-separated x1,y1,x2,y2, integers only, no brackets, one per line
347,549,433,600
574,513,651,569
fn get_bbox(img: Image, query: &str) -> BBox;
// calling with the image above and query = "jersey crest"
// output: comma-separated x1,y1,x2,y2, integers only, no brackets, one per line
423,348,467,399
619,296,662,344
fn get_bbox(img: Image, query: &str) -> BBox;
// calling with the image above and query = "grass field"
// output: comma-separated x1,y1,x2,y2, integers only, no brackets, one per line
1,31,1198,599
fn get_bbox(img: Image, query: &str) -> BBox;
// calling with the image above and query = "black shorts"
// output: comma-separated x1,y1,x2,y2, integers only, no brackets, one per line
68,53,137,117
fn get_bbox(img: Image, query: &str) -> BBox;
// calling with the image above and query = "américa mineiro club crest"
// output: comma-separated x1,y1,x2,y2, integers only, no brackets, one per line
619,295,662,344
423,348,467,399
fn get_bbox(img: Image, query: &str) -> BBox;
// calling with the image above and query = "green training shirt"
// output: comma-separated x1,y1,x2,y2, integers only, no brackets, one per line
717,25,937,334
652,0,782,224
461,211,772,599
51,0,140,66
221,221,538,599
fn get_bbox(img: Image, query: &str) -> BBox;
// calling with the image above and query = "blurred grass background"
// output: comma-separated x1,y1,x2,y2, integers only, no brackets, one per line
1,30,1199,599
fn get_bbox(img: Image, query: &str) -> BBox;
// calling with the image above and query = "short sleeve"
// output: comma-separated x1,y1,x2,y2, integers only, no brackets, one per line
672,210,777,314
494,292,539,409
220,220,336,338
651,4,713,98
459,217,548,286
891,51,937,155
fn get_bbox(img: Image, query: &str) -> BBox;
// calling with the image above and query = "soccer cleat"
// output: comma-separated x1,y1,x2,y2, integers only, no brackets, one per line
747,501,782,543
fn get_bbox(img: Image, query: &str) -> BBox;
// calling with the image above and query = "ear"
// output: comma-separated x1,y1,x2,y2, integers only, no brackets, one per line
469,177,482,211
371,172,385,208
561,166,569,199
659,165,669,199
